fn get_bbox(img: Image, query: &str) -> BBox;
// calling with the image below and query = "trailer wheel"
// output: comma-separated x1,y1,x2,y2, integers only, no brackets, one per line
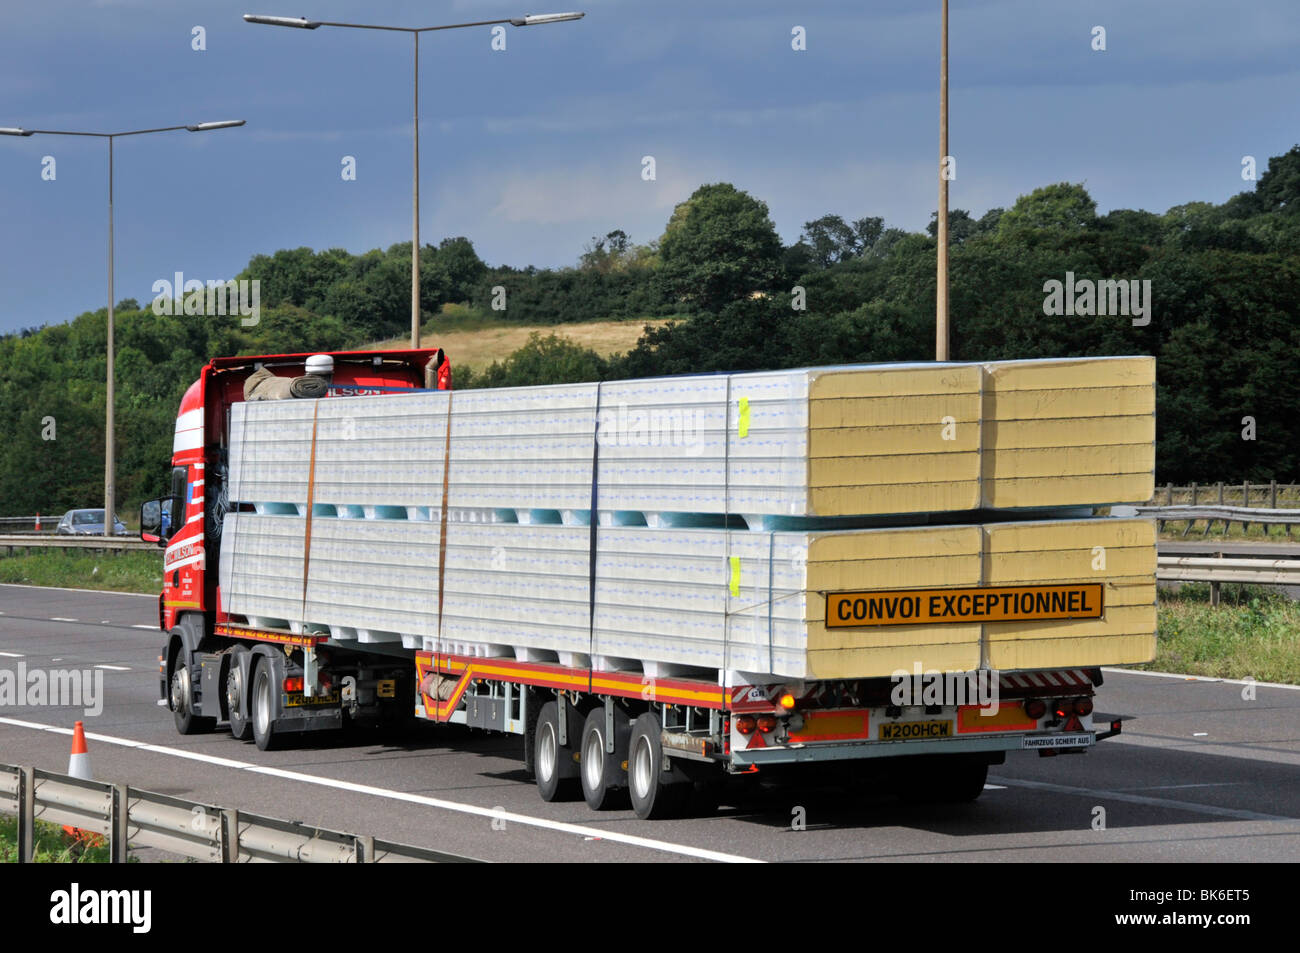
580,706,630,811
251,662,282,752
225,652,252,742
940,759,989,803
169,640,215,735
535,700,579,802
628,712,688,820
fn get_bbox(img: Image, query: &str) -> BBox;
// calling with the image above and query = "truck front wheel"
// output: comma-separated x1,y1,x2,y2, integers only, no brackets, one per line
169,640,215,735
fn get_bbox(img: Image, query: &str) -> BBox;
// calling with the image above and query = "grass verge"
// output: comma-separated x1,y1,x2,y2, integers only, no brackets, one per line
0,814,118,863
0,550,162,595
1138,584,1300,684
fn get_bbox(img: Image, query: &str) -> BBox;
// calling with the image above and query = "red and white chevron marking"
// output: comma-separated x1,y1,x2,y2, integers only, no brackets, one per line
999,669,1093,690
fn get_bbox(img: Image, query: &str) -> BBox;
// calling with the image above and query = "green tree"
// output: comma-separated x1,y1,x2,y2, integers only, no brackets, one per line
655,183,783,312
997,183,1098,234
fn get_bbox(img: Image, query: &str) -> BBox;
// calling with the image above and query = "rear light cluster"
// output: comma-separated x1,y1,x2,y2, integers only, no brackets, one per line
1023,696,1092,719
735,714,781,736
283,677,303,693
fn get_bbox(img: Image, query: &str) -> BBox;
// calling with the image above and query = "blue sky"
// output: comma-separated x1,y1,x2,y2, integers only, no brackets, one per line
1,0,1297,335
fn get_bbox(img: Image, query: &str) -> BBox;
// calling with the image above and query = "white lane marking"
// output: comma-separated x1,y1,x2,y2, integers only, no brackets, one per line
982,784,1006,790
94,664,130,672
0,651,24,658
991,776,1292,822
1104,667,1300,691
132,625,156,630
50,617,78,622
0,717,763,864
0,583,155,599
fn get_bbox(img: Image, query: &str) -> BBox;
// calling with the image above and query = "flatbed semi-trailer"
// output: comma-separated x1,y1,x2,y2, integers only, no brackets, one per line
144,348,1151,819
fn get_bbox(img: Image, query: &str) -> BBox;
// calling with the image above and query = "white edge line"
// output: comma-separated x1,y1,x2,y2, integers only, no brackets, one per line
0,583,156,599
93,665,130,671
0,717,763,864
0,652,24,658
1103,667,1300,691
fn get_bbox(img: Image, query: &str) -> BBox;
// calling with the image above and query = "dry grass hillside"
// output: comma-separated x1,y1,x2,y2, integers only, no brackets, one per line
369,305,673,372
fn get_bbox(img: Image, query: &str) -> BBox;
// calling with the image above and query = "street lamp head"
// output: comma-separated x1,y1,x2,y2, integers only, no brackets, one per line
186,120,247,132
243,14,320,29
511,12,585,26
0,127,34,137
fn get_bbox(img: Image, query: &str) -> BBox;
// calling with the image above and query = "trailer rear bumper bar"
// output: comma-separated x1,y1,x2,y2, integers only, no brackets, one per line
730,731,1097,766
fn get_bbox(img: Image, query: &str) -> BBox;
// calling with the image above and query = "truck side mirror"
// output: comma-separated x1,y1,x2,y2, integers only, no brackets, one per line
140,499,163,545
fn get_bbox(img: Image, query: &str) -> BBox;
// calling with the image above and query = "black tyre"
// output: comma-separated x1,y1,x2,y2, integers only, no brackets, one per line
580,706,630,811
535,700,580,802
628,712,689,820
225,652,252,741
251,662,282,752
900,756,988,804
169,641,216,735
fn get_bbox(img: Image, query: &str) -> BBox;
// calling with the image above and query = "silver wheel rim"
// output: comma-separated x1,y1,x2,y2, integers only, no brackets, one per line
170,666,189,714
226,669,242,721
632,735,653,800
583,729,604,793
539,722,557,782
255,673,270,736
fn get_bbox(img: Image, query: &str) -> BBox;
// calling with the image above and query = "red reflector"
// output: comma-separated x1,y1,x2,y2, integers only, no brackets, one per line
1023,698,1046,719
284,677,302,693
1073,696,1093,716
756,714,778,734
736,715,756,736
1063,714,1083,732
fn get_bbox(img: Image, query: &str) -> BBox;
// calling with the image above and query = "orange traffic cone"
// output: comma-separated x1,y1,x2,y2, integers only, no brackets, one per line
67,721,91,780
34,512,41,532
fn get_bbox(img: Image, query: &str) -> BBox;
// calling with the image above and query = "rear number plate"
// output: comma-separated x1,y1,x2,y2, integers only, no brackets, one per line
284,692,340,708
880,720,952,740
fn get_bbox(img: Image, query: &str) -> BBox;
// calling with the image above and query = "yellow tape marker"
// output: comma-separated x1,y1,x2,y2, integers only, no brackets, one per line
729,556,741,596
737,397,750,438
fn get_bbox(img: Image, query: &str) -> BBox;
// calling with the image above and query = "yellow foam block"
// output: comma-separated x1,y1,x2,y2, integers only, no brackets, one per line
809,482,982,516
808,364,983,399
983,473,1154,509
988,634,1156,670
807,644,982,680
985,415,1155,450
809,423,981,457
981,444,1154,480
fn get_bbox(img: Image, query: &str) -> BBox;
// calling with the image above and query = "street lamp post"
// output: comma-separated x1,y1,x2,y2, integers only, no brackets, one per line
244,11,585,348
1,120,246,536
936,0,950,361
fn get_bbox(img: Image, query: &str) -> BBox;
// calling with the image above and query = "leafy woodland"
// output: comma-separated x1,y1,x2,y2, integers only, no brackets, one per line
2,147,1298,516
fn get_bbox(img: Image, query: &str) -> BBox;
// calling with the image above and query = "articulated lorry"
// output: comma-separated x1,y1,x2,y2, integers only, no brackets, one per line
145,347,1156,818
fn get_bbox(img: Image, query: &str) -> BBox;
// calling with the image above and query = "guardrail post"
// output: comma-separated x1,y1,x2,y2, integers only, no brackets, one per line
18,766,34,863
1217,482,1224,504
1271,480,1277,510
111,784,129,863
222,808,240,863
1166,483,1173,505
357,834,375,863
1210,552,1222,607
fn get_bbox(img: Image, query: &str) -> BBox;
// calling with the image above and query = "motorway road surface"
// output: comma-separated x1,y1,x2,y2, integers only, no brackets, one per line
1,583,1298,863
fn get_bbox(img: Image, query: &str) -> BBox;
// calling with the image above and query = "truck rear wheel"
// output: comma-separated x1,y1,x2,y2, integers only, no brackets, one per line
580,706,629,811
251,662,282,752
226,650,252,742
535,700,580,802
628,712,688,820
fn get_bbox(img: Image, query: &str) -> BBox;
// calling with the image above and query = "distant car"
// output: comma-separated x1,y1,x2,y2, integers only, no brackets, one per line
56,509,129,536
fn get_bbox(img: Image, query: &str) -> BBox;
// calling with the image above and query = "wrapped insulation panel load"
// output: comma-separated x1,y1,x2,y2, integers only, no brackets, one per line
219,356,1157,681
